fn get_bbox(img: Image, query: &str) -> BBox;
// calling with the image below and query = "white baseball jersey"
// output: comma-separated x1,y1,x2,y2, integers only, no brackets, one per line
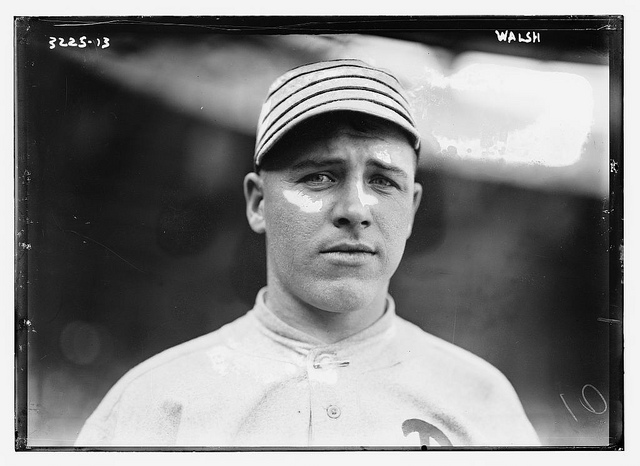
75,288,540,448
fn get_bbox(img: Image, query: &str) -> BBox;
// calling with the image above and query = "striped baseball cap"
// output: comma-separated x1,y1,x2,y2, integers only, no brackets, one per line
254,59,421,168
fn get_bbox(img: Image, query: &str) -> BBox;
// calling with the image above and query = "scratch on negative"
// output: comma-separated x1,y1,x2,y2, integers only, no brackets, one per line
451,307,458,344
51,214,146,273
51,19,124,27
66,229,147,274
597,318,621,324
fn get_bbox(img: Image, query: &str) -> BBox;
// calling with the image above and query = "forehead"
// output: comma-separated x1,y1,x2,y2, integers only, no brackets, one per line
260,114,417,172
295,127,412,164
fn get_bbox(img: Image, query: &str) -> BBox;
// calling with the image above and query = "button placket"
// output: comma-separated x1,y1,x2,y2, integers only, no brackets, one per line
308,349,347,436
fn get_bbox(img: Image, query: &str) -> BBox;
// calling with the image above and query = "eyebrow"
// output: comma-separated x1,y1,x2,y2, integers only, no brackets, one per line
290,158,342,171
366,159,409,179
290,157,409,179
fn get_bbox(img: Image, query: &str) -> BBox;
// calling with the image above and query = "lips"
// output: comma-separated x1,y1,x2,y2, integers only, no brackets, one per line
320,242,376,255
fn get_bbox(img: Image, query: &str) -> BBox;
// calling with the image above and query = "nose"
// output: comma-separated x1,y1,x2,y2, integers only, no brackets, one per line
331,179,373,229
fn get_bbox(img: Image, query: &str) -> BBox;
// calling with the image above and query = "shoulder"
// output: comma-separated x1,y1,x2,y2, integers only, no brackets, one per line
76,313,254,442
122,315,248,383
120,313,257,388
390,316,539,446
392,315,518,396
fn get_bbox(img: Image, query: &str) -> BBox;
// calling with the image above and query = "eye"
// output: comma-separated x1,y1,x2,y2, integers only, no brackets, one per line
369,176,397,189
302,173,335,186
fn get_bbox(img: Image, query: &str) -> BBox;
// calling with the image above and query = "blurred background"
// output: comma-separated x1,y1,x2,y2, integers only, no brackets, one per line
15,17,622,448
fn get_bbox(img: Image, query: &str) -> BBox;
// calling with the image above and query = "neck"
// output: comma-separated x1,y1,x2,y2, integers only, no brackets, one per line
264,281,388,344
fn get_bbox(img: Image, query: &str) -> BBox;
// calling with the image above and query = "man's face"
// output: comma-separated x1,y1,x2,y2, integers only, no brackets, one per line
244,121,422,314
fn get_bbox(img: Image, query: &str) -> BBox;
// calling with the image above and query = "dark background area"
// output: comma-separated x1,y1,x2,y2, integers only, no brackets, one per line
15,17,622,448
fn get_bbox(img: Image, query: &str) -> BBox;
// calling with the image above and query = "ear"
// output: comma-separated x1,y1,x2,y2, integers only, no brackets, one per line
407,182,423,238
243,172,266,234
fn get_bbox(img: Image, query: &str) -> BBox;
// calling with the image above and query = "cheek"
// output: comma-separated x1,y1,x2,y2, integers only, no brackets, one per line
282,189,323,213
356,183,378,208
264,190,324,252
377,201,415,251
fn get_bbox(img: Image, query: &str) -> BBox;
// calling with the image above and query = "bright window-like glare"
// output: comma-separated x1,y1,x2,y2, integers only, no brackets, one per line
421,62,595,167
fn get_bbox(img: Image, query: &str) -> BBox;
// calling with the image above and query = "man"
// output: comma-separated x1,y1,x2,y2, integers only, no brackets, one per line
75,59,540,448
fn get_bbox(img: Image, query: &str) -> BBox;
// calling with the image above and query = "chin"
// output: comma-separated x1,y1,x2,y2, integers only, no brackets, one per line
302,279,386,313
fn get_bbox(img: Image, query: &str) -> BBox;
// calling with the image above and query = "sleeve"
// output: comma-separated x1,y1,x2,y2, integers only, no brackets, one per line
74,382,124,446
476,365,541,447
74,371,184,447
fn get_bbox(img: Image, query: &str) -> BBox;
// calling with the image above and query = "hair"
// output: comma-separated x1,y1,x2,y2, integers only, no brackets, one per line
258,111,418,173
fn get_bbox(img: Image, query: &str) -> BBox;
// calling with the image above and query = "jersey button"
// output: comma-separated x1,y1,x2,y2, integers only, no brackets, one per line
326,405,341,419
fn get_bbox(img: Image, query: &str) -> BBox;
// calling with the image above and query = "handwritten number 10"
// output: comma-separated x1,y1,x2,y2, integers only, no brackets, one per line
560,384,607,422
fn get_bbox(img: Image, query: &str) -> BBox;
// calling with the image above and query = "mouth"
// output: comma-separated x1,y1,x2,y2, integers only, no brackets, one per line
320,243,376,255
319,243,376,267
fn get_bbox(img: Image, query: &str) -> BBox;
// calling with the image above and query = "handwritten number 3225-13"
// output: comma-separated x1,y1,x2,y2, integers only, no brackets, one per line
49,36,110,49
